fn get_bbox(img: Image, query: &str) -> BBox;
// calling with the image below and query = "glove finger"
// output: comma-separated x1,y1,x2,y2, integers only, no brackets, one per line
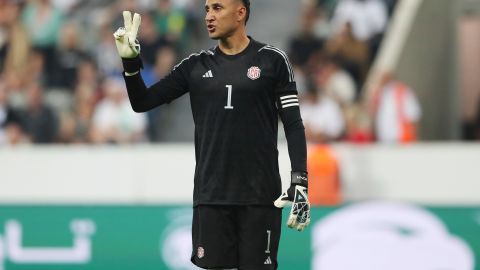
296,214,310,232
273,192,291,208
127,37,140,54
113,27,126,40
296,223,304,232
287,214,297,228
123,11,133,32
274,199,291,209
130,13,141,39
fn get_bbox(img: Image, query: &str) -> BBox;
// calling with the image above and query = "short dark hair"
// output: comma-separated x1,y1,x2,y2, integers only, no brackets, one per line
241,0,250,24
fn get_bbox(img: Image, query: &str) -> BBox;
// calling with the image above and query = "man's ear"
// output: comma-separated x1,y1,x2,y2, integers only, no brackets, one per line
237,5,247,23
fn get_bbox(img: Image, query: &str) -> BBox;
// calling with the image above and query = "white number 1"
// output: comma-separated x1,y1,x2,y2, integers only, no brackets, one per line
265,230,271,254
224,85,234,110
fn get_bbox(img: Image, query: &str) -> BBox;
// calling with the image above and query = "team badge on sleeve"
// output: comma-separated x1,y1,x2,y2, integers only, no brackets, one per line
247,66,261,80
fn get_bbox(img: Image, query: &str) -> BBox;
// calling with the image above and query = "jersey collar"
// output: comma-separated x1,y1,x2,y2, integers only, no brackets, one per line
215,36,255,60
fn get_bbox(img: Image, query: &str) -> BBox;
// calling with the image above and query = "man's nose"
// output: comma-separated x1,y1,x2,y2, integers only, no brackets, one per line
205,12,214,22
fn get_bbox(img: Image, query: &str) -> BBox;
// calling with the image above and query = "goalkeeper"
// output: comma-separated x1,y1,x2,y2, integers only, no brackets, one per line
114,0,310,269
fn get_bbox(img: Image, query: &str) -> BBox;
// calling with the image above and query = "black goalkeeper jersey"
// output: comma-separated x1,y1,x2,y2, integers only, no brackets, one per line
123,38,307,206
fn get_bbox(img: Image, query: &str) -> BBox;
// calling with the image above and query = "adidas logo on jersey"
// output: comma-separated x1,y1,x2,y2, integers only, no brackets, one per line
202,70,213,78
264,256,272,265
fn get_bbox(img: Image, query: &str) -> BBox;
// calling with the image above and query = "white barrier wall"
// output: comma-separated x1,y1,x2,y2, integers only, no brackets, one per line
0,143,479,205
333,144,480,204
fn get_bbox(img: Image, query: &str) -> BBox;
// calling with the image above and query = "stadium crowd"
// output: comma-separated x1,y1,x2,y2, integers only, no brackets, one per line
290,0,418,145
0,0,412,146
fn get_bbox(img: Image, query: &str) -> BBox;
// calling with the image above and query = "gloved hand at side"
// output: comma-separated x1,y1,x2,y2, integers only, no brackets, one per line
274,171,311,231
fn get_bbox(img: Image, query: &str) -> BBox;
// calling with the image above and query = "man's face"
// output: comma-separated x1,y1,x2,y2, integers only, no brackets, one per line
205,0,244,40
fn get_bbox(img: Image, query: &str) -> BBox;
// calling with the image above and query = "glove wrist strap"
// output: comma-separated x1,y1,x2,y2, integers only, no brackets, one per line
122,56,143,73
291,171,308,187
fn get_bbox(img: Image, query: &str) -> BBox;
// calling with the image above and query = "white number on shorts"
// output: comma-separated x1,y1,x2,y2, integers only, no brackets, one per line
265,230,271,254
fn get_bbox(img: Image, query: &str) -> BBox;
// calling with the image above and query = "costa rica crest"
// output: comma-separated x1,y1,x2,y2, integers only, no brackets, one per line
197,246,205,258
247,66,261,80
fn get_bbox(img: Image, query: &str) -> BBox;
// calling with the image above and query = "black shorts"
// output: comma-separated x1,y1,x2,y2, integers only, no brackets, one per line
191,205,282,270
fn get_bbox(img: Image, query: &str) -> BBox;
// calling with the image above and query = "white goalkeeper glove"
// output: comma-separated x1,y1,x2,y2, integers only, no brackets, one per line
113,11,141,59
274,171,311,231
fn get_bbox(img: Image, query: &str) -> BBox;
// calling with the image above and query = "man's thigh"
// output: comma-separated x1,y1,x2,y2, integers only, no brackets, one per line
191,205,282,270
237,206,282,270
191,205,239,269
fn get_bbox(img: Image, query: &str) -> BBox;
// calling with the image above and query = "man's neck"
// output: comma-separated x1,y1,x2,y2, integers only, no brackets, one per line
218,29,250,55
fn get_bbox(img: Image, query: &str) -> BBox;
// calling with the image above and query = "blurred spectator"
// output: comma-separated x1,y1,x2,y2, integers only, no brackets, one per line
0,0,221,145
372,71,422,144
330,0,387,63
0,80,26,144
111,0,143,31
118,0,140,15
51,0,81,15
315,57,356,107
20,82,59,143
27,48,46,86
0,0,30,82
180,0,204,52
51,21,88,90
22,0,64,85
0,0,395,145
288,4,324,68
136,0,156,11
22,0,64,47
301,82,345,143
325,21,370,89
330,0,387,42
344,103,373,143
75,57,101,92
90,77,146,144
58,58,100,144
153,0,187,50
3,69,28,111
138,12,170,68
317,0,338,16
59,83,96,144
95,22,122,77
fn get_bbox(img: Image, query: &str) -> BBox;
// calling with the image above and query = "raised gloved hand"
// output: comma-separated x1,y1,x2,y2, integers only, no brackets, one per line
274,171,310,231
113,11,141,59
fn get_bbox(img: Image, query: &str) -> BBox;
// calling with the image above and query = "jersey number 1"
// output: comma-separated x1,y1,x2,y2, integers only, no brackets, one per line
224,85,234,110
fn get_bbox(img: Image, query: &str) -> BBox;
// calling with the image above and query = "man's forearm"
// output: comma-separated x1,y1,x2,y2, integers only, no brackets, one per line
121,56,164,112
122,72,155,112
280,108,307,173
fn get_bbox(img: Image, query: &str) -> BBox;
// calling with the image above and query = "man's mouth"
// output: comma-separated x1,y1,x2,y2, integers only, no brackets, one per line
207,24,216,33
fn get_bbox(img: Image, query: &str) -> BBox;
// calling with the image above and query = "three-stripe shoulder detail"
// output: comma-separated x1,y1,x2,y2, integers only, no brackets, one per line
279,94,299,109
173,50,215,71
258,45,295,82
